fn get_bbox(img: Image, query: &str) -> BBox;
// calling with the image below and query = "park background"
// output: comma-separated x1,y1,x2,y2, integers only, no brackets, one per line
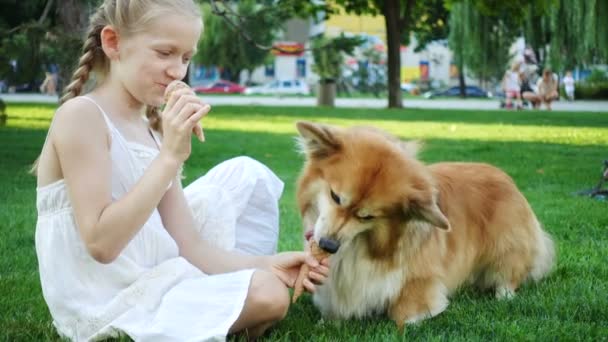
1,0,608,340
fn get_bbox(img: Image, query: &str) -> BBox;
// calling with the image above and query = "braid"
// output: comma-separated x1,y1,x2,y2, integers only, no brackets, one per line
146,105,163,134
59,22,104,104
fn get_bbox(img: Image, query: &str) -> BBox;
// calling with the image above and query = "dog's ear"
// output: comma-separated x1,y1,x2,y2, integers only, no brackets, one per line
408,189,451,231
398,140,423,158
296,121,341,159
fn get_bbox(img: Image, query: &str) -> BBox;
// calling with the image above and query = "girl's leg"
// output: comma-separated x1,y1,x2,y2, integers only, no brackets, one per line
184,156,284,255
228,270,290,339
505,91,513,108
227,157,283,256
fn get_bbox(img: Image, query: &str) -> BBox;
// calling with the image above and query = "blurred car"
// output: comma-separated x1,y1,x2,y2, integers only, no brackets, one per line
400,82,416,93
193,80,245,94
423,86,492,99
244,79,310,96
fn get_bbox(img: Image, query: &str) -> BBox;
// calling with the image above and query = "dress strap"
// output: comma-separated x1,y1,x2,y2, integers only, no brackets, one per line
148,128,163,149
78,95,116,132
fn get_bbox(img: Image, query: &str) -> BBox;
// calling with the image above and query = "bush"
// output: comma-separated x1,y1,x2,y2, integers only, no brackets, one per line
573,82,608,100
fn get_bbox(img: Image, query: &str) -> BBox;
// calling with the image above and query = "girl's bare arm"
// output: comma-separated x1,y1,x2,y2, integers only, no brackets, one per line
52,99,181,263
157,180,269,274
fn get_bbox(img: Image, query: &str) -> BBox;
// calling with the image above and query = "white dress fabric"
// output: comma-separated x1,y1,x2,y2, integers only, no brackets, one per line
35,96,284,341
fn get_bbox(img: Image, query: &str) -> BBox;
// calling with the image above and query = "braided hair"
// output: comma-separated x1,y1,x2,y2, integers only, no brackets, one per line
32,0,201,173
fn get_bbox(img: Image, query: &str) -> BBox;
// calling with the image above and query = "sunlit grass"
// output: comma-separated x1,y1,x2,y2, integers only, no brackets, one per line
7,103,608,146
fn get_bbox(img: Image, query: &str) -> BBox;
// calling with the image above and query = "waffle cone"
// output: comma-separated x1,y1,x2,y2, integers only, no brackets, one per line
291,240,330,303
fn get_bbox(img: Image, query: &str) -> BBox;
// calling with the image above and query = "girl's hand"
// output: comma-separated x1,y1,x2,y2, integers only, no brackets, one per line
266,251,330,293
160,86,210,164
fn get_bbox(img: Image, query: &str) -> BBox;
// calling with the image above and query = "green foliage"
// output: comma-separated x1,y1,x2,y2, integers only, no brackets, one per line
413,0,449,52
195,1,287,82
573,82,608,100
0,22,47,85
448,0,517,83
586,69,608,84
311,34,364,82
567,69,608,100
0,0,94,91
547,0,608,70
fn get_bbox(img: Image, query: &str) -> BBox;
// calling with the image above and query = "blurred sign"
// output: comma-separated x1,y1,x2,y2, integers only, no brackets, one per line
401,66,420,82
272,42,305,56
419,61,429,81
450,63,459,79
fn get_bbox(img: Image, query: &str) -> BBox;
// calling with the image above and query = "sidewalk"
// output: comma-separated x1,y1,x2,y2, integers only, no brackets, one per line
2,93,607,112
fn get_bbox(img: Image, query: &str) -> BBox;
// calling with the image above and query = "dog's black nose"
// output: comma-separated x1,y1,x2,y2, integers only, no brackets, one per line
319,237,340,254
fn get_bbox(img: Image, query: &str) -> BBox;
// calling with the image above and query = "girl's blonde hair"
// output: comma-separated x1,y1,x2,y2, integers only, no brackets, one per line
61,0,201,131
31,0,200,174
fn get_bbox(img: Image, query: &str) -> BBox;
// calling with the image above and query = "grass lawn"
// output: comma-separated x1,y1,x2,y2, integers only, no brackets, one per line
1,102,607,340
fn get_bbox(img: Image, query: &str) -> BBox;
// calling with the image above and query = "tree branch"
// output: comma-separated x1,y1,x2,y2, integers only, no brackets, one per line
210,1,298,53
209,0,319,54
38,0,55,24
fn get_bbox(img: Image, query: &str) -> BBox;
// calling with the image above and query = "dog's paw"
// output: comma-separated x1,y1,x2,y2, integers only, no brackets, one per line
495,285,516,299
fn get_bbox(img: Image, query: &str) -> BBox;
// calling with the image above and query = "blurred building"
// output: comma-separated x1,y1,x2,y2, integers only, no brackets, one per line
242,11,465,89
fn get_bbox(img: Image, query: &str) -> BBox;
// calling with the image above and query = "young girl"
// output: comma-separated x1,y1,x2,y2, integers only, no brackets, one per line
562,70,575,101
502,61,523,109
34,1,328,340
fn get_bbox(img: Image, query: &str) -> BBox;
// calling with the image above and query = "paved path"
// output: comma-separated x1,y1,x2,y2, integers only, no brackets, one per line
2,93,607,112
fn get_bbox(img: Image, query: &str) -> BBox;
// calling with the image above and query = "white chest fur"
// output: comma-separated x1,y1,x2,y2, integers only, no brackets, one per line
313,238,406,319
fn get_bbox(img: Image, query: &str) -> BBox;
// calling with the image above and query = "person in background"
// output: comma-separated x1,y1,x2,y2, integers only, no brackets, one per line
536,68,559,110
519,72,541,109
562,70,575,101
502,61,523,110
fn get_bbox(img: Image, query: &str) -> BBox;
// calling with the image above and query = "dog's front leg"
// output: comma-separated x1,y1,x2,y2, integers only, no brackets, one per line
388,278,449,329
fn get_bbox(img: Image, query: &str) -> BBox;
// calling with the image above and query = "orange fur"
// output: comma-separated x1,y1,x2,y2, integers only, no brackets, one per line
295,121,555,327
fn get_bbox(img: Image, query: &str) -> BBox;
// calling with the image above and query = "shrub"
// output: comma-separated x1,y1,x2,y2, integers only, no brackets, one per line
573,82,608,100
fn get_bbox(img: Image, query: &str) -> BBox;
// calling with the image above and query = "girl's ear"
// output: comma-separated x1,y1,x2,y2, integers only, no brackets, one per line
100,25,120,60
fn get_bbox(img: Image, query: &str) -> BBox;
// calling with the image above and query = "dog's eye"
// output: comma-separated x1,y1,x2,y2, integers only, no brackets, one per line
357,214,375,221
330,190,341,205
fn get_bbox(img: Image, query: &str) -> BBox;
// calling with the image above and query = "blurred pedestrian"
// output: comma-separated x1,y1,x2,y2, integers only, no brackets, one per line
562,70,575,101
39,71,57,96
502,61,523,109
519,72,541,109
536,68,559,110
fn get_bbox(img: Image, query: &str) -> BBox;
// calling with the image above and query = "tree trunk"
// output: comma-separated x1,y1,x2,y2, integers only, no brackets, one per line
317,80,336,107
383,0,404,108
458,62,466,98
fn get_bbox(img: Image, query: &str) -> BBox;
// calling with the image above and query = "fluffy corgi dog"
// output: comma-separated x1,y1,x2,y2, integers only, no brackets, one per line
295,121,555,328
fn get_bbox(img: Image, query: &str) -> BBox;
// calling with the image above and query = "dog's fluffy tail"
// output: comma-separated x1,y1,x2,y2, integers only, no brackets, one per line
530,223,556,282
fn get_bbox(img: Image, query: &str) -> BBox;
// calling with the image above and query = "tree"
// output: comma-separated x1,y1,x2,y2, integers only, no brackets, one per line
0,0,95,94
447,0,553,94
195,1,287,83
321,0,415,108
311,33,364,106
0,0,50,89
447,0,467,97
412,0,449,52
452,1,517,87
546,0,608,70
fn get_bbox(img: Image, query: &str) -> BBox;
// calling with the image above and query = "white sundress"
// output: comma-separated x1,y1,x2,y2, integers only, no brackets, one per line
35,96,284,341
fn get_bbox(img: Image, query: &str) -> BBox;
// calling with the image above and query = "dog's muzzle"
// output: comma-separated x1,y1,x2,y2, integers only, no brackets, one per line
319,237,340,254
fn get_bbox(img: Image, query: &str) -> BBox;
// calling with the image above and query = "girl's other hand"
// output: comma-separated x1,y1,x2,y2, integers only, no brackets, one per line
266,252,330,293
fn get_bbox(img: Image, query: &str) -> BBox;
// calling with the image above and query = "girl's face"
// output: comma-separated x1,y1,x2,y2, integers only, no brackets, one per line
114,14,202,107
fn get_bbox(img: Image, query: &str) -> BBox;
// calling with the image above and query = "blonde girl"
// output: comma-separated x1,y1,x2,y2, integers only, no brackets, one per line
502,61,523,109
34,0,328,340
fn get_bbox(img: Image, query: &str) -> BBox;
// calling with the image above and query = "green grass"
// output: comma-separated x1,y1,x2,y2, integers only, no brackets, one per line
1,103,608,341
